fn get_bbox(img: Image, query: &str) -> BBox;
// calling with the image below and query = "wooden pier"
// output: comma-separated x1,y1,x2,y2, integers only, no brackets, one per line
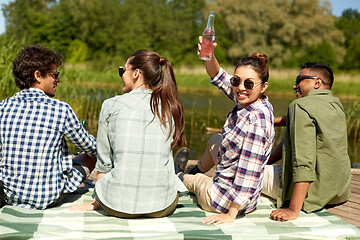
327,169,360,228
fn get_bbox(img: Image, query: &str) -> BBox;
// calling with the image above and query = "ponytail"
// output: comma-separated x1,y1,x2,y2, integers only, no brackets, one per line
129,50,185,148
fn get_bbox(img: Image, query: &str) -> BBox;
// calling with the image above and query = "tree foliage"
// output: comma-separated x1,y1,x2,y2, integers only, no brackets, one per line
1,0,359,70
335,9,360,70
205,0,344,67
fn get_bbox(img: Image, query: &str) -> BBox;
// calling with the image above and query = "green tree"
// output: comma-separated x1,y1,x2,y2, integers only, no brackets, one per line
299,40,337,68
2,0,54,43
205,0,344,67
67,39,88,64
335,9,360,70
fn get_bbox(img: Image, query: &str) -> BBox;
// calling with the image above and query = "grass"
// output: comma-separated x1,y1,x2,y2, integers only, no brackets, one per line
175,65,360,98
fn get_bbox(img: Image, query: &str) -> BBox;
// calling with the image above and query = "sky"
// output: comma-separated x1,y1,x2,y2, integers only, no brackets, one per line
0,0,359,34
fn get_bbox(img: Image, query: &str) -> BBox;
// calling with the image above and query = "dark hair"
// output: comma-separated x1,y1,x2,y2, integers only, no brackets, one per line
129,50,185,148
12,44,63,90
235,53,269,83
300,62,334,89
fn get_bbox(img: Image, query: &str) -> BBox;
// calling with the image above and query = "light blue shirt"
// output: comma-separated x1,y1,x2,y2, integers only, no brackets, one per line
94,88,187,214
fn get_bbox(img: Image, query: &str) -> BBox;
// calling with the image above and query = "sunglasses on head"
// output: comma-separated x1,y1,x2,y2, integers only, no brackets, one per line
296,75,326,85
230,75,262,90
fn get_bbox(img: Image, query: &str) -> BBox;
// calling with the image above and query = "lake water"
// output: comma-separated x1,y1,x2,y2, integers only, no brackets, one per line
69,90,359,168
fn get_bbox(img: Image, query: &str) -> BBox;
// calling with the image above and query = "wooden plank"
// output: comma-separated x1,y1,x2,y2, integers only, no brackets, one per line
328,210,359,222
327,170,360,228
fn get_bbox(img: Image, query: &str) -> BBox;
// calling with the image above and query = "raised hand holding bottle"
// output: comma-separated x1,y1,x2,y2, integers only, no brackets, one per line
199,11,215,61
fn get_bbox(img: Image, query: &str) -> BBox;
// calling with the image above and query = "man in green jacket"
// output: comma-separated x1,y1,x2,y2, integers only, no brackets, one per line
263,62,351,221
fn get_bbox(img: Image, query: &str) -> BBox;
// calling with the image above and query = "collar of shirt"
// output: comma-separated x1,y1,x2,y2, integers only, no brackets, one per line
130,88,152,95
306,89,333,97
18,88,47,99
236,95,270,113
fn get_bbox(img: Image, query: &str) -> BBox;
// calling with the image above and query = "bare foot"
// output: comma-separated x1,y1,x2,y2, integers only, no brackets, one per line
68,200,100,211
270,208,299,221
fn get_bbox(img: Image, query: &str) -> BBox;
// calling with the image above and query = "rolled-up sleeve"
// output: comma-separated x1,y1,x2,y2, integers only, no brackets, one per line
289,103,317,183
210,67,236,103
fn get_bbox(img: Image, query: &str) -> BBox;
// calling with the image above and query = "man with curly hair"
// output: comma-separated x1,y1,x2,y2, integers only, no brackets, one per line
0,44,97,209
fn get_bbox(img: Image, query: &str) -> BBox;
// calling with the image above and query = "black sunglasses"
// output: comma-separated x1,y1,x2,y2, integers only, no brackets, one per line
296,75,326,85
118,66,143,78
230,75,261,90
51,71,60,79
118,66,129,78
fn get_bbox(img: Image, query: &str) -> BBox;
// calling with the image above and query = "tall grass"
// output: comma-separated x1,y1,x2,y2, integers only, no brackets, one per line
0,36,25,99
1,48,360,162
175,66,360,98
346,101,360,163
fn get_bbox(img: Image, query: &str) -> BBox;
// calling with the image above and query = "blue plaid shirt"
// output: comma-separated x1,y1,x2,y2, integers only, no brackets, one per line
0,88,97,209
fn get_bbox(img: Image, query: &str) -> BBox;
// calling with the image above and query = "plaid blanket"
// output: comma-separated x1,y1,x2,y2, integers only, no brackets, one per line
1,180,359,240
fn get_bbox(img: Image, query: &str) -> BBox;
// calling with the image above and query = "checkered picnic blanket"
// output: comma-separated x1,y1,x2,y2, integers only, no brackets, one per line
1,180,359,240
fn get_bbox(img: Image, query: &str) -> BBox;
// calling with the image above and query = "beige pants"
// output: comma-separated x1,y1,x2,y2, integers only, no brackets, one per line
180,172,217,213
194,133,282,202
262,164,282,200
178,134,222,213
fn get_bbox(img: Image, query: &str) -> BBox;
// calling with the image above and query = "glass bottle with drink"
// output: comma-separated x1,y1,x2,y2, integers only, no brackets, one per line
199,11,215,61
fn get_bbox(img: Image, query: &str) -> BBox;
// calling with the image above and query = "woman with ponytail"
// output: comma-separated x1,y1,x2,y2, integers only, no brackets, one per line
70,50,187,218
174,38,275,224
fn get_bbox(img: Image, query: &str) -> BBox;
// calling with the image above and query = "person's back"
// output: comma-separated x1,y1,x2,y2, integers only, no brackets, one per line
70,49,186,218
279,90,351,213
0,44,97,209
267,62,352,221
95,88,181,213
0,89,96,209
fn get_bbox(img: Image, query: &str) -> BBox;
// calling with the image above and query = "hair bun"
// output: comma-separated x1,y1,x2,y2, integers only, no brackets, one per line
159,57,165,66
250,53,268,64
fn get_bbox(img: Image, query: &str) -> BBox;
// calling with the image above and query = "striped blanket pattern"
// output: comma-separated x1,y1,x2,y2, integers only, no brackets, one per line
1,180,359,240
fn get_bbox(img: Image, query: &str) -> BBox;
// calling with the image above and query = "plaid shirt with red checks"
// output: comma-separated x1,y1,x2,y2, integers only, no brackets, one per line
210,68,275,214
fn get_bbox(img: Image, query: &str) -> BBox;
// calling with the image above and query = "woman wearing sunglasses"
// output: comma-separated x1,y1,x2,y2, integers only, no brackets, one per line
70,49,187,218
175,37,275,224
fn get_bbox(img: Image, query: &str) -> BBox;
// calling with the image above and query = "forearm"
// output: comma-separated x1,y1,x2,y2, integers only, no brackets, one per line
274,116,287,126
289,181,311,213
267,141,283,165
202,200,240,224
96,171,106,182
205,54,220,79
227,201,241,218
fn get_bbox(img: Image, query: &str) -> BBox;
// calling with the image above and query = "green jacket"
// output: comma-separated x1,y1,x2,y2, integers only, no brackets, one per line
278,89,351,213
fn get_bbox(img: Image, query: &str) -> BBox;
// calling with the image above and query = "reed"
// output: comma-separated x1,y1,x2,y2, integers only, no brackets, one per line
346,101,360,164
174,66,360,98
1,55,359,162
